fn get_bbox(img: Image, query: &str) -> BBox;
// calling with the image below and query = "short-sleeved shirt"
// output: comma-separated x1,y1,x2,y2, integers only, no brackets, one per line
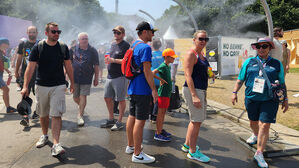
70,44,99,84
270,39,283,62
151,50,164,86
17,40,36,75
127,40,152,95
184,55,210,90
29,41,70,87
157,62,172,97
107,40,130,79
238,56,284,101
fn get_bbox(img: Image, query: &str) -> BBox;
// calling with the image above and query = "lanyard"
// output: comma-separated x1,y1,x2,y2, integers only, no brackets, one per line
256,56,271,76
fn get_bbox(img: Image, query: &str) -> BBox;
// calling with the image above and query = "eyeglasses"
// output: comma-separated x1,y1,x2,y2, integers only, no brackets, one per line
51,30,62,34
198,38,209,42
256,44,269,49
113,31,122,35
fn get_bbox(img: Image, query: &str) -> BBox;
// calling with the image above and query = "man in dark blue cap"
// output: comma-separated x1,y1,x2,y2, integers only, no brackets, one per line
0,37,17,113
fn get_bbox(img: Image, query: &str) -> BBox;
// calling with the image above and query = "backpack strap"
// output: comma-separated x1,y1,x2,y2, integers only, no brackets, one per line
58,41,66,59
131,41,143,50
37,39,45,59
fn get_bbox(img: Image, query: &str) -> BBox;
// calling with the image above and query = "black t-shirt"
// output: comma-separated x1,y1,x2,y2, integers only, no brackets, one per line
107,40,130,79
29,41,70,86
17,40,36,75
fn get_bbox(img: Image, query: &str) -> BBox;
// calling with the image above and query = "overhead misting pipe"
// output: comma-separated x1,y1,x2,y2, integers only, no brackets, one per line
138,9,156,23
172,0,198,31
260,0,273,39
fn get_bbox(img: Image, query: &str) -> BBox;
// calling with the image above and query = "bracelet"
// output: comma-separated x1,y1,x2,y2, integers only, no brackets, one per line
232,91,238,94
284,98,288,101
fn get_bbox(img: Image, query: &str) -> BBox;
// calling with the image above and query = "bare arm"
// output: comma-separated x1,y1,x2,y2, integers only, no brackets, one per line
20,61,37,97
14,54,23,78
64,60,74,93
286,49,291,72
152,69,167,85
231,79,244,105
93,65,99,86
184,50,201,108
144,61,158,103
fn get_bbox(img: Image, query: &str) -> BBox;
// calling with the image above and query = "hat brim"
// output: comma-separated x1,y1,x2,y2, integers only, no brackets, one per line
251,41,275,50
164,54,178,58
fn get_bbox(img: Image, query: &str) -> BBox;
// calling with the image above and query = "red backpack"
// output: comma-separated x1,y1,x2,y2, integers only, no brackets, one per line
121,41,143,80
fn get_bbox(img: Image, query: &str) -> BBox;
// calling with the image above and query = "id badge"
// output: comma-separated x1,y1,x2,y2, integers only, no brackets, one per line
252,77,265,93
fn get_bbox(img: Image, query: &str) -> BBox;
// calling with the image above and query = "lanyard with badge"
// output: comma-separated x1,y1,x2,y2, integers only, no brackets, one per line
252,56,271,94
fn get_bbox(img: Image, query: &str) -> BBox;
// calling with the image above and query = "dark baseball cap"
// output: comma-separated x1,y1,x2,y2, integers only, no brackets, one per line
0,37,9,45
136,21,158,32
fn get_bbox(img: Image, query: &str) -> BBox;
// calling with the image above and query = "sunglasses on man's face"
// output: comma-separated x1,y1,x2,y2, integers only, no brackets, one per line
256,44,269,49
50,30,62,34
113,31,122,35
198,37,209,42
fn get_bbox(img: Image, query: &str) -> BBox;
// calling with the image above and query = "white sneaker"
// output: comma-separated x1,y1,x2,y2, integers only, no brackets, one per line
246,134,257,145
132,151,155,163
51,143,65,156
36,135,48,148
77,116,84,126
125,145,144,154
254,151,268,168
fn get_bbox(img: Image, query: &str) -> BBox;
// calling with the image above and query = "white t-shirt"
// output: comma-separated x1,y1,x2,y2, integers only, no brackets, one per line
271,38,283,62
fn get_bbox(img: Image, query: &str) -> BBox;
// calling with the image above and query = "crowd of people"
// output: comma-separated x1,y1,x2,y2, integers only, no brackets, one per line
0,21,290,167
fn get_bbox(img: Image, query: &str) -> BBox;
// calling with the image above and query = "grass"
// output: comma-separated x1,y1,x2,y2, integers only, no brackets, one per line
289,68,299,73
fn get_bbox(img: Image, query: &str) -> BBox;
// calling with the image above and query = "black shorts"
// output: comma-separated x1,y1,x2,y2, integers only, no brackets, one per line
129,95,151,120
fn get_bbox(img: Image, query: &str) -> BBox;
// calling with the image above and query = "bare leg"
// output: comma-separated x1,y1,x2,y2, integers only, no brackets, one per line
51,116,62,145
156,108,167,134
133,119,146,155
104,97,114,120
188,122,201,153
40,116,49,135
250,120,259,136
126,115,135,147
118,100,126,122
2,86,10,107
257,121,271,152
78,95,87,117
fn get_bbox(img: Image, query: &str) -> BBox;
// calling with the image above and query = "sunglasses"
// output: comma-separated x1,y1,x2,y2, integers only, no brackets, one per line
198,38,209,42
51,30,62,34
113,31,122,35
256,44,269,49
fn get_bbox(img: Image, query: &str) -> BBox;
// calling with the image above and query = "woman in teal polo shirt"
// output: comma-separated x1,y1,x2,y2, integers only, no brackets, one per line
232,37,288,168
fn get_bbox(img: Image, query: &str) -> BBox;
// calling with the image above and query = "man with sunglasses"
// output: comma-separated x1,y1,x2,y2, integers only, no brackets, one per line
101,25,130,131
15,26,39,127
70,32,99,126
21,22,74,157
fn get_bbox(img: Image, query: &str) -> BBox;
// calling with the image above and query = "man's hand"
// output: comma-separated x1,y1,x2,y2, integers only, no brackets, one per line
21,88,29,97
232,93,238,105
69,83,74,93
93,78,98,87
152,90,158,103
282,100,289,113
192,95,202,109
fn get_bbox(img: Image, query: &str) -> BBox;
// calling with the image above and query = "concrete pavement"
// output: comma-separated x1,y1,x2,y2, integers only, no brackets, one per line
0,75,298,168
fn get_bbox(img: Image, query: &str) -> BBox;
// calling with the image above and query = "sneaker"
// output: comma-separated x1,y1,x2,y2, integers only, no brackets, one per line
125,145,144,154
100,119,116,128
132,151,155,163
36,135,49,148
246,134,258,145
51,143,65,156
181,144,200,153
77,116,84,126
161,129,172,137
31,111,39,119
20,117,29,127
154,133,171,142
6,106,17,113
111,121,123,131
114,109,119,116
187,149,210,163
254,151,268,168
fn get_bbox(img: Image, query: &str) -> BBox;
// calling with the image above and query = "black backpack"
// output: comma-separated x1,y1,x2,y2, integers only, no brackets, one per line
37,39,67,59
168,85,182,111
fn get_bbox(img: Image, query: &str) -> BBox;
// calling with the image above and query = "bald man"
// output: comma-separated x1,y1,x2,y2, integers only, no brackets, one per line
15,26,39,127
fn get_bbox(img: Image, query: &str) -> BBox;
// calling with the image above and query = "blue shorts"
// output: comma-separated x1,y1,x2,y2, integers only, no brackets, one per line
245,98,279,123
0,72,7,88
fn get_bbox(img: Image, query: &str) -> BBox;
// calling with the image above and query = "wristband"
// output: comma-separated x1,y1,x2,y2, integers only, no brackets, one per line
284,98,288,101
232,91,238,94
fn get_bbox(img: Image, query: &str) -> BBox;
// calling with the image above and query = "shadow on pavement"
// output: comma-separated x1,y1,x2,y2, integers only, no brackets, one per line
0,112,19,122
40,144,119,168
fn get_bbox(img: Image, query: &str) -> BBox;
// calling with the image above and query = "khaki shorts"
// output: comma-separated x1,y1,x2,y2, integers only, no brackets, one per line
104,76,128,101
183,87,207,122
73,83,91,98
36,85,66,117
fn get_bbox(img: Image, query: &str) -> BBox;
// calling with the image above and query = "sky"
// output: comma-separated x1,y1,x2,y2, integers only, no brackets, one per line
99,0,177,21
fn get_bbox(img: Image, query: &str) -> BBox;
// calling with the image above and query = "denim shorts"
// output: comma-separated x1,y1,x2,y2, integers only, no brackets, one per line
245,98,279,123
0,72,7,88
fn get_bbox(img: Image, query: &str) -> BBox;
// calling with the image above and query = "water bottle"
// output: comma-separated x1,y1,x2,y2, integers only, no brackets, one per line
208,67,215,84
7,74,12,85
104,52,110,64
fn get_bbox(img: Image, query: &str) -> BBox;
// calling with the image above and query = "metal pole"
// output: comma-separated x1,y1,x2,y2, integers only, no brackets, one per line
260,0,273,39
115,0,119,14
172,0,198,31
138,9,156,23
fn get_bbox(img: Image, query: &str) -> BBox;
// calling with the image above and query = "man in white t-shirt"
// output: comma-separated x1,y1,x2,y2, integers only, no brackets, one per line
270,27,284,62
